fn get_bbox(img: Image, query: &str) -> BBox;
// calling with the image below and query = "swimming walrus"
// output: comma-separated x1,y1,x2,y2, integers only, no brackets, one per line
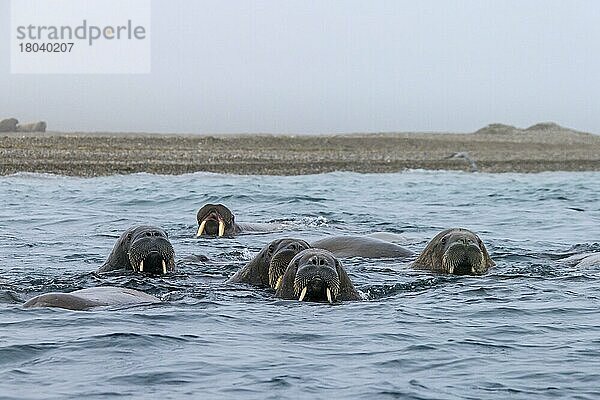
412,228,494,275
195,203,284,237
226,238,311,289
275,248,362,303
23,286,161,311
97,225,175,275
311,236,413,259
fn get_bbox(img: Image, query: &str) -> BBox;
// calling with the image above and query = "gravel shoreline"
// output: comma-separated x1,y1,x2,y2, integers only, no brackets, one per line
1,125,599,176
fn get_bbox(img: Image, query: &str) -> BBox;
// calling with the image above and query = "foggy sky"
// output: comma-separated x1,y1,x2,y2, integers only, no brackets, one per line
1,0,599,134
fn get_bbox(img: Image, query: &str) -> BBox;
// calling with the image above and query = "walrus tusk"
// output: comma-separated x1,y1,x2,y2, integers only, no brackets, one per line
275,276,283,290
326,288,333,304
162,260,167,274
197,220,207,237
298,287,308,302
218,220,225,237
139,260,144,272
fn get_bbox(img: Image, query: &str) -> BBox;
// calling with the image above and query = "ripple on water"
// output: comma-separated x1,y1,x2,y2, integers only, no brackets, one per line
0,171,599,399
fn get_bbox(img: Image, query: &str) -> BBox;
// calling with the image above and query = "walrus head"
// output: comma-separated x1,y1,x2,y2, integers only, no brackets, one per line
196,204,235,237
414,228,494,275
284,249,343,303
127,227,175,275
266,239,311,290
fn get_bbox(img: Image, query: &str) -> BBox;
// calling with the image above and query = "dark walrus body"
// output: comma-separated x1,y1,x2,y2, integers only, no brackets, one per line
195,203,284,237
227,238,311,289
97,225,175,275
311,236,413,259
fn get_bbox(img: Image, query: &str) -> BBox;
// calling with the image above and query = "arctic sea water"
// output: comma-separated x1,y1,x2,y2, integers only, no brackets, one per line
0,171,599,399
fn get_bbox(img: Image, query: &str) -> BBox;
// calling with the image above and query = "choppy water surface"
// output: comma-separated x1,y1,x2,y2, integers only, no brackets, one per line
1,171,599,399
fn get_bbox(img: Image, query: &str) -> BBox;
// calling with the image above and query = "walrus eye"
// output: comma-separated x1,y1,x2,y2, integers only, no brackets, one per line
288,243,300,252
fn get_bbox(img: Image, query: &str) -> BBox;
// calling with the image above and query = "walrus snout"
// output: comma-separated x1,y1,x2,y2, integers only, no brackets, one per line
294,261,340,303
196,204,233,237
413,228,494,276
128,237,175,275
197,215,226,237
197,211,226,237
443,242,484,275
275,248,361,302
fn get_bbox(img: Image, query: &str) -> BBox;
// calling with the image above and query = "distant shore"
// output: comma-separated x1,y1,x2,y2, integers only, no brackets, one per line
1,123,599,176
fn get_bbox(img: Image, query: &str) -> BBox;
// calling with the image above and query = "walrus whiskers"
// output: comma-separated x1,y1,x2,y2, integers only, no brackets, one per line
293,282,304,295
98,226,175,275
413,228,494,275
275,248,361,302
443,247,484,275
293,271,340,302
294,276,309,295
442,253,453,274
269,249,302,289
